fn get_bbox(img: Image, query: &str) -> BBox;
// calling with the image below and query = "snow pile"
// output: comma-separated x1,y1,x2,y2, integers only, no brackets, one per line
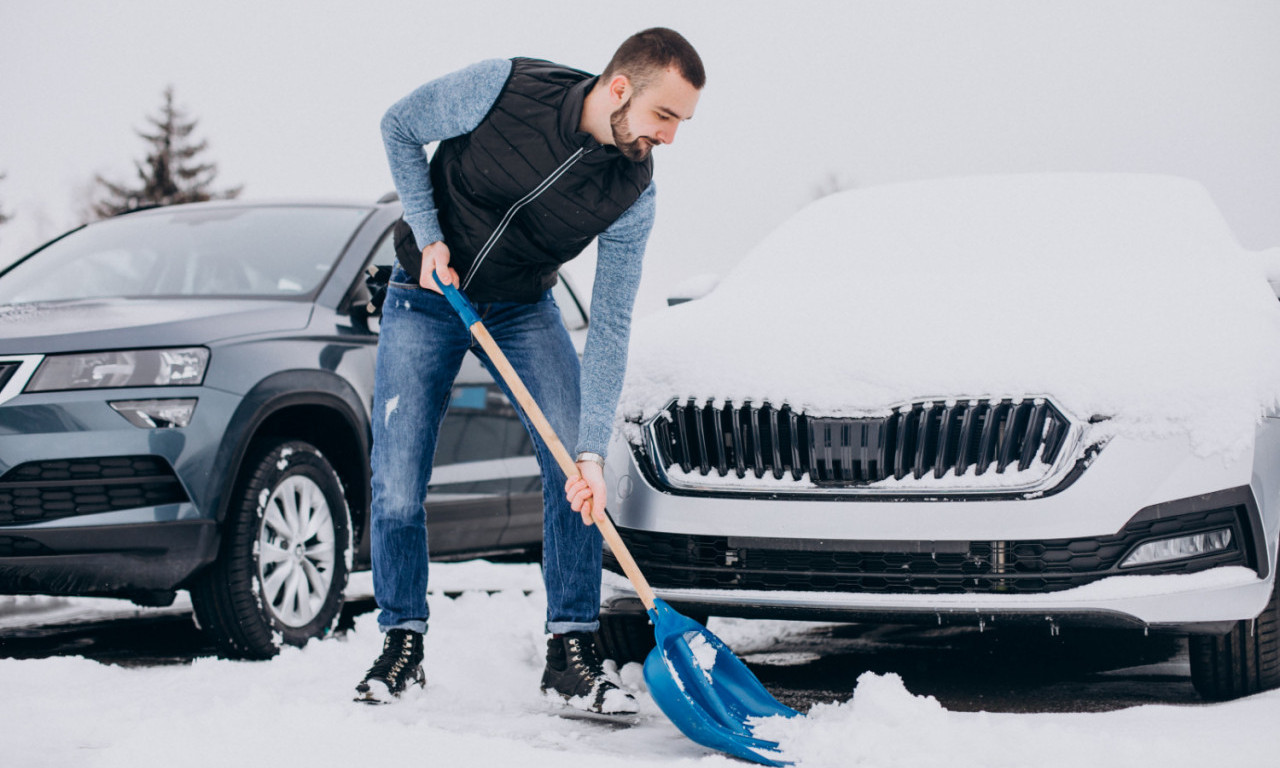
754,670,1280,767
624,174,1280,457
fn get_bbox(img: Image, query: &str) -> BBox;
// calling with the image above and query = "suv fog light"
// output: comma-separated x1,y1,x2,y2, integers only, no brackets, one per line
1120,528,1233,568
110,398,197,429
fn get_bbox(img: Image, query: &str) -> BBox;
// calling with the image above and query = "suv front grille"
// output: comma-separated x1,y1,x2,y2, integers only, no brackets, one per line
606,505,1253,595
0,456,189,525
647,398,1073,489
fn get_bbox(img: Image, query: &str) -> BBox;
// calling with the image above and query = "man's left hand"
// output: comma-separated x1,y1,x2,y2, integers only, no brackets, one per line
565,461,607,526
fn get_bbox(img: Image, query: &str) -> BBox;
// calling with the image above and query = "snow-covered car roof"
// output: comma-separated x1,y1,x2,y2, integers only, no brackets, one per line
622,174,1280,457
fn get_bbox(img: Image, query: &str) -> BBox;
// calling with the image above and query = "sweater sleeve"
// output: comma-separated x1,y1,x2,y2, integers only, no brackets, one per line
574,182,657,458
380,58,512,249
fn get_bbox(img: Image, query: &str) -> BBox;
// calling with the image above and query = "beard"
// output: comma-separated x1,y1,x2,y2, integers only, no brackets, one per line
609,99,654,162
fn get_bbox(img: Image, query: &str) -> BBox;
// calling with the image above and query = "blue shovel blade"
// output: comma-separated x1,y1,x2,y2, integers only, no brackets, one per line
642,598,801,766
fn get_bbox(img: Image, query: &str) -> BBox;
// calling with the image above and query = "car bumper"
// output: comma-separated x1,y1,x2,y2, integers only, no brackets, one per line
602,422,1280,631
0,517,218,597
1,383,240,596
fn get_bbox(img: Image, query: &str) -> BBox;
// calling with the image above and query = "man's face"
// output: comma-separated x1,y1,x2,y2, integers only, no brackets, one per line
609,67,700,162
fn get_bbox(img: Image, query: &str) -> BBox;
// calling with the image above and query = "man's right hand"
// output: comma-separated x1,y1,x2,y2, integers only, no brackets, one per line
419,241,459,293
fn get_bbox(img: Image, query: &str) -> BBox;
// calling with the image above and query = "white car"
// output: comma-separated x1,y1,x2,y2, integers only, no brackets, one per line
599,174,1280,701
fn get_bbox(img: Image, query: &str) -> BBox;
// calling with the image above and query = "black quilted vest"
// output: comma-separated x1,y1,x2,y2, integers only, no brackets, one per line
421,57,653,303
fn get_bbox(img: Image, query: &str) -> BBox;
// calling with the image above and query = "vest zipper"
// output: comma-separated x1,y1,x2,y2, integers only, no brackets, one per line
461,146,596,292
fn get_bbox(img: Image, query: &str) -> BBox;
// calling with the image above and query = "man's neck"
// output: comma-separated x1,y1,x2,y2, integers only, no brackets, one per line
580,83,615,147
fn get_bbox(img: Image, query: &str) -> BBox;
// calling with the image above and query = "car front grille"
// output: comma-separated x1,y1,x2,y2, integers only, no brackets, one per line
605,505,1253,595
0,456,189,525
646,397,1074,491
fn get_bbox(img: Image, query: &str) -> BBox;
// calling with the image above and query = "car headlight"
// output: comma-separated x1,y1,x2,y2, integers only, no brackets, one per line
25,347,209,392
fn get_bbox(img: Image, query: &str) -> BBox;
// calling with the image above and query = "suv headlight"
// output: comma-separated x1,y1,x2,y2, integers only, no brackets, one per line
25,347,209,391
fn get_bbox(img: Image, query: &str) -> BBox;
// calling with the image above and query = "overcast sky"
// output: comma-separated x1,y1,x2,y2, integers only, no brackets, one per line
2,0,1278,314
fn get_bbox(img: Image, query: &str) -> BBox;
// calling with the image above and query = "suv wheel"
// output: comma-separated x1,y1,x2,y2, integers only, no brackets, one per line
191,439,351,659
1189,574,1280,700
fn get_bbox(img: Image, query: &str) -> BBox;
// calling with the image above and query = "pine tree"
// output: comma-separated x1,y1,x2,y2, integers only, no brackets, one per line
93,85,242,218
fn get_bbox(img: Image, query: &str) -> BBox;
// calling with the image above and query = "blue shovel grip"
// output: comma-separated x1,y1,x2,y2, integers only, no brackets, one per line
432,271,481,327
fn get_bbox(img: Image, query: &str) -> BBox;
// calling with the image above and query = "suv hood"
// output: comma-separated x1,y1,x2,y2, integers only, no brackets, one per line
0,298,313,354
623,174,1280,457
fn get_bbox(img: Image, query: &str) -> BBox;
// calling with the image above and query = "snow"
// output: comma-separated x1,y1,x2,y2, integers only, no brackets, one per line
3,562,1279,767
622,174,1280,460
684,631,718,681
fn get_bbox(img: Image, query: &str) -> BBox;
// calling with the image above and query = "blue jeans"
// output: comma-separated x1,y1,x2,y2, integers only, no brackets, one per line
370,267,602,635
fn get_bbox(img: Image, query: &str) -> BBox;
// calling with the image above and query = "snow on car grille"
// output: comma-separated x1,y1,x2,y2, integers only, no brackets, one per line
0,456,189,525
606,504,1254,595
644,397,1077,495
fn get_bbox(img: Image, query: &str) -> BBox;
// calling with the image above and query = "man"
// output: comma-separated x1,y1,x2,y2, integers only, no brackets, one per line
356,28,704,715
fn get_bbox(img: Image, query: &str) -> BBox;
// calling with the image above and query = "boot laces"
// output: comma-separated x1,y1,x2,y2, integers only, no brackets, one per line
565,634,608,681
365,630,419,683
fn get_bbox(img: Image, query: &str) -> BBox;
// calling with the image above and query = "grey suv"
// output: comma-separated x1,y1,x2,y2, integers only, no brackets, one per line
0,198,588,658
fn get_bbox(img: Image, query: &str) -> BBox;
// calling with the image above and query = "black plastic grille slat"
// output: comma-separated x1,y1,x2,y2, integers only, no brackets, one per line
934,405,957,479
913,404,933,480
768,406,784,480
749,406,765,479
609,506,1250,595
893,409,911,480
654,398,1074,489
693,402,711,475
0,456,188,525
730,404,747,479
673,405,693,473
788,409,803,481
1019,402,1048,471
974,402,1001,475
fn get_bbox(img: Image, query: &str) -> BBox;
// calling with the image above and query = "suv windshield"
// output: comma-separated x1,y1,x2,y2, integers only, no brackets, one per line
0,205,370,304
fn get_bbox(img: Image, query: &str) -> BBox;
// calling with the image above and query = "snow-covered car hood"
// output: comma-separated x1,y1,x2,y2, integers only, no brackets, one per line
622,174,1280,457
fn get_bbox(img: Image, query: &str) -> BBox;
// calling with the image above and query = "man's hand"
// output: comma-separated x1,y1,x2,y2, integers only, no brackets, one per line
419,241,459,293
565,460,607,526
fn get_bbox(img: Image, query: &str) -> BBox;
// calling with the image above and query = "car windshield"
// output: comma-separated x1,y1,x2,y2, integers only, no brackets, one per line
0,205,370,303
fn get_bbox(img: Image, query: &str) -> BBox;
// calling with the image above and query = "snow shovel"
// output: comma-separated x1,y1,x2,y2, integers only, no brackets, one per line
432,273,801,766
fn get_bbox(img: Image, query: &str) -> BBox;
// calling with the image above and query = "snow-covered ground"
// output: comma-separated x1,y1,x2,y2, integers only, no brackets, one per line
2,561,1277,767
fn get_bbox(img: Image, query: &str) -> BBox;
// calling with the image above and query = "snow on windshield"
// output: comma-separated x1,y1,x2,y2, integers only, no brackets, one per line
622,174,1280,457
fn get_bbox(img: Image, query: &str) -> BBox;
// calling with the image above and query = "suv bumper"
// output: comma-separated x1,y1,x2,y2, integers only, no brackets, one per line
0,517,218,597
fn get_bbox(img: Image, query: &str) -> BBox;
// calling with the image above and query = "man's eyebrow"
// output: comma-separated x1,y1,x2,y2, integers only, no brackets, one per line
657,105,691,121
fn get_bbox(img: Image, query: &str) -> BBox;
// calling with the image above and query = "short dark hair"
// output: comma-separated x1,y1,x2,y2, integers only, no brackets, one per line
602,27,705,93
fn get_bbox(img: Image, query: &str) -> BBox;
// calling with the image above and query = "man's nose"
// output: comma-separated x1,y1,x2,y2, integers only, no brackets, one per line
656,123,678,144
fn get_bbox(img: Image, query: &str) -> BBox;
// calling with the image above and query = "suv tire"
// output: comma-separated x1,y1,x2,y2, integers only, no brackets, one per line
191,439,351,659
1189,575,1280,700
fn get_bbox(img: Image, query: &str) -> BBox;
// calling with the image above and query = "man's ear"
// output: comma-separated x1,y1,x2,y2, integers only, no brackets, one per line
608,74,631,104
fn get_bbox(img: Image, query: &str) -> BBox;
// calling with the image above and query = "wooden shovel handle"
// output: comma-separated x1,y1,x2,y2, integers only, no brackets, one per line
465,312,659,611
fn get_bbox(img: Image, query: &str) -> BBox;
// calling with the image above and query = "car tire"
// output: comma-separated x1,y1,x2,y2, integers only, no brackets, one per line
191,439,351,659
1189,574,1280,700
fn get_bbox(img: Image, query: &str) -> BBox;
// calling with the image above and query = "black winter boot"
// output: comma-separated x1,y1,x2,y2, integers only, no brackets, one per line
354,628,426,704
540,631,638,715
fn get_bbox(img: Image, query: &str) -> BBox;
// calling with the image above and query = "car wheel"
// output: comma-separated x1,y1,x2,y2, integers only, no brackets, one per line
191,439,351,659
1189,574,1280,700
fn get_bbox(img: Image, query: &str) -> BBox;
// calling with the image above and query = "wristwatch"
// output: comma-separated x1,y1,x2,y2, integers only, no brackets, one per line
575,451,606,469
